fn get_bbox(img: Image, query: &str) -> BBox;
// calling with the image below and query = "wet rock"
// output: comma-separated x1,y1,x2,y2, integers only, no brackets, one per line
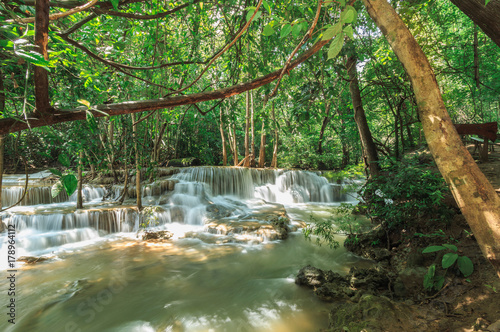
0,220,5,233
18,256,50,264
344,225,391,261
206,204,234,219
142,230,173,241
349,267,391,292
295,265,327,287
487,319,500,332
296,266,353,302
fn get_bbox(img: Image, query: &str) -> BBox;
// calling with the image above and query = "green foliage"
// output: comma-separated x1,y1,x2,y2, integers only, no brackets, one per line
423,244,474,291
49,153,79,197
361,156,452,230
303,203,367,250
139,206,161,229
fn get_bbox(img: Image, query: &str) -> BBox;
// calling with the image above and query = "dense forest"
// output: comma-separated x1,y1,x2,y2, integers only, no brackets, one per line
1,0,500,331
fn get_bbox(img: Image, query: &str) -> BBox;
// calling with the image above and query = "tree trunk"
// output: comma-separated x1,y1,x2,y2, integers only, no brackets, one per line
228,122,239,166
77,150,83,209
34,0,51,116
131,113,142,210
219,107,228,166
258,118,266,168
250,91,256,167
270,101,278,169
0,136,4,212
318,102,331,155
362,0,500,277
346,55,380,177
244,90,250,167
450,0,500,49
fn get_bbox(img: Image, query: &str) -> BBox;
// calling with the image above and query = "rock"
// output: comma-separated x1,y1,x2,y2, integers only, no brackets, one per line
344,225,390,262
349,267,390,292
18,256,50,264
295,265,327,287
487,319,500,332
393,267,427,298
0,220,5,233
206,204,234,219
142,230,173,241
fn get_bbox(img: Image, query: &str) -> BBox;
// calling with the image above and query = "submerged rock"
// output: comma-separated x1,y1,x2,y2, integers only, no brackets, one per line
141,230,173,241
18,256,50,264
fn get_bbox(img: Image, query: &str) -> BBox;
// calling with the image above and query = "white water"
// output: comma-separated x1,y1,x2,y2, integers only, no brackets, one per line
0,167,366,332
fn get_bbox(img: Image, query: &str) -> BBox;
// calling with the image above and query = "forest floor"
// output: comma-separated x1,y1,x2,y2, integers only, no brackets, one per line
302,144,500,332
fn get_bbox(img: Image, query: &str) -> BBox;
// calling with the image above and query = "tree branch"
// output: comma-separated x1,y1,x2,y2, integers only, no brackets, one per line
0,38,331,135
7,0,98,23
93,0,199,20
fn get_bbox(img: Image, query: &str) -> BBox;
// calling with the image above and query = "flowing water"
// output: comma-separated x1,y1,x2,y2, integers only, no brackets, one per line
0,167,369,332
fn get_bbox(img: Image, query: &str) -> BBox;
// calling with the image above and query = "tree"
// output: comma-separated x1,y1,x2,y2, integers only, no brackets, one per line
362,0,500,277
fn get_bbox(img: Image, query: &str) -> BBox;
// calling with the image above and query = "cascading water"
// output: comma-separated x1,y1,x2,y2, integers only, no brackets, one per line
0,167,366,332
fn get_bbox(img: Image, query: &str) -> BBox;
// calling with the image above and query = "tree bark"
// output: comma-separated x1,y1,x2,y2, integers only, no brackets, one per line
258,118,266,168
362,0,500,277
318,102,331,155
270,101,278,169
346,55,380,177
131,113,142,210
250,91,256,167
450,0,500,49
34,0,51,116
77,150,83,209
244,90,250,167
219,107,227,166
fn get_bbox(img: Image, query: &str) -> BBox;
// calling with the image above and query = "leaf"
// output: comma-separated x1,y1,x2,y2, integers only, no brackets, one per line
343,25,354,40
51,180,64,198
341,5,357,24
457,256,474,277
0,40,14,48
339,0,346,6
77,99,91,108
442,244,458,252
280,24,292,38
14,50,51,71
86,111,97,134
292,23,302,38
327,32,344,60
262,24,275,36
422,245,446,253
442,253,458,269
322,22,342,41
435,275,445,290
485,0,491,5
49,168,63,177
58,153,71,167
110,0,119,10
246,9,262,22
62,174,78,197
262,0,272,15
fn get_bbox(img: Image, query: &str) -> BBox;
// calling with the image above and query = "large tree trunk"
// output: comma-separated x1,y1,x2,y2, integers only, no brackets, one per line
244,90,251,167
219,107,227,166
258,118,266,168
34,0,51,116
250,91,256,167
270,101,278,169
450,0,500,49
77,150,83,209
131,113,142,210
363,0,500,277
346,55,380,177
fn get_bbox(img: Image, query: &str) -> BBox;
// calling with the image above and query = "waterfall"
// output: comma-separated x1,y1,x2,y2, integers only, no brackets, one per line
0,167,357,256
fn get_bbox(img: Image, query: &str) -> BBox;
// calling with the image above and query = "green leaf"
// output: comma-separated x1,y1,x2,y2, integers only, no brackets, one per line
485,0,491,5
262,0,272,15
246,9,262,22
322,22,342,41
292,23,302,38
341,6,357,24
457,256,474,277
327,32,344,60
14,50,51,71
86,111,97,134
0,40,14,49
422,245,446,253
435,275,445,290
442,253,458,269
442,244,458,252
58,153,71,167
51,181,64,198
49,168,63,177
262,24,275,36
280,24,292,38
110,0,119,10
339,0,346,6
77,99,91,108
343,25,354,40
61,174,78,197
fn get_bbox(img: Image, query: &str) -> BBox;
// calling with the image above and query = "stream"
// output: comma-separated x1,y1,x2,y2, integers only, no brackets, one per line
0,167,369,332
